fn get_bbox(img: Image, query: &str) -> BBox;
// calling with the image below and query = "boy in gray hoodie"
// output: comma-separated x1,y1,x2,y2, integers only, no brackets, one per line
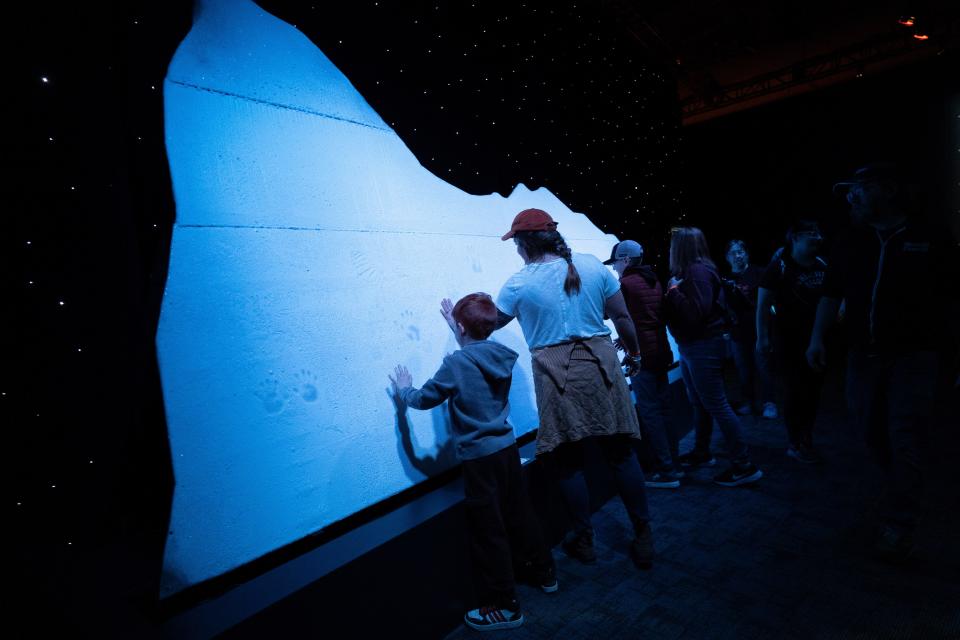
390,292,556,632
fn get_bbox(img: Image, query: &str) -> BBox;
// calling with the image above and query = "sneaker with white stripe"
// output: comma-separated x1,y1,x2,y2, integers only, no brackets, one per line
464,605,524,631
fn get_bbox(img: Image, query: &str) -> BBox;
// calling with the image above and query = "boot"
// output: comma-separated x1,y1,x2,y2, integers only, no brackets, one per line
561,528,596,564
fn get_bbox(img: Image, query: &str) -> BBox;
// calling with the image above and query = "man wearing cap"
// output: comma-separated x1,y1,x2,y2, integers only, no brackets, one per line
806,162,959,561
605,240,682,488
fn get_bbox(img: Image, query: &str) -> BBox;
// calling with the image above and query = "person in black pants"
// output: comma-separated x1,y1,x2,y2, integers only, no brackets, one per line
757,220,828,464
666,227,763,486
808,162,960,562
723,239,777,419
392,293,557,632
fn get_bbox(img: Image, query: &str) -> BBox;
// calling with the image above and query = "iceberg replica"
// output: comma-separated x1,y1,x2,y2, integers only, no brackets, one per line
157,0,622,593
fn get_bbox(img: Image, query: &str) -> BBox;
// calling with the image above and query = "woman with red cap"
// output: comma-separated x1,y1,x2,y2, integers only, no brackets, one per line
442,208,655,570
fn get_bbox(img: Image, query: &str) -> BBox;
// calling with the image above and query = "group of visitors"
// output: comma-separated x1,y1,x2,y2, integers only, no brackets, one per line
388,162,956,631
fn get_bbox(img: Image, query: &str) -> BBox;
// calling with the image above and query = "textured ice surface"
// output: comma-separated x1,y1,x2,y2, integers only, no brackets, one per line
157,0,630,593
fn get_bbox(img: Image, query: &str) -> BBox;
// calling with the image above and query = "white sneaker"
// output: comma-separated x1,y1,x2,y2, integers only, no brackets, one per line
464,605,524,630
762,402,778,419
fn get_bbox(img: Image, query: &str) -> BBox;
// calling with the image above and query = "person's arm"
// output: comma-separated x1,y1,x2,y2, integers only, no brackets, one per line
664,268,715,326
756,287,775,353
604,291,640,355
492,281,519,331
390,361,456,410
495,310,515,329
805,297,841,372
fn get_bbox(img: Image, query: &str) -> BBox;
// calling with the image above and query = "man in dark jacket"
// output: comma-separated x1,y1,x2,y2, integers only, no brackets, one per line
807,162,959,562
605,240,682,488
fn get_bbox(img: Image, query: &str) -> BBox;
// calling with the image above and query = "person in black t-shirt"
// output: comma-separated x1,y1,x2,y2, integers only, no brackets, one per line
757,220,828,464
723,239,777,418
807,162,959,562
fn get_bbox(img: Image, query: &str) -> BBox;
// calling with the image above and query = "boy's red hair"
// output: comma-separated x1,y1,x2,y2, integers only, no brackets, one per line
452,293,498,340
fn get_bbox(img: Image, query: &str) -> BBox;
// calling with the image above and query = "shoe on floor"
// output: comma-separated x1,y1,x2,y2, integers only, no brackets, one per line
645,471,681,489
562,529,596,564
735,401,753,416
762,402,778,419
630,524,655,570
464,604,525,631
678,450,716,467
713,463,763,486
787,444,821,464
535,562,559,593
519,559,558,593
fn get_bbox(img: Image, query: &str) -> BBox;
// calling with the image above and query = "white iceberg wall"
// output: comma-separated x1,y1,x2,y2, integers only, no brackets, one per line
157,0,621,594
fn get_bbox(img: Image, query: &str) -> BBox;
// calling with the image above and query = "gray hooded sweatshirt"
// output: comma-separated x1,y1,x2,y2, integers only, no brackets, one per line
398,340,518,461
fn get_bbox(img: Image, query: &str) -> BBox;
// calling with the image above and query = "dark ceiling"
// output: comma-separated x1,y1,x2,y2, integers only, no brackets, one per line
606,0,960,123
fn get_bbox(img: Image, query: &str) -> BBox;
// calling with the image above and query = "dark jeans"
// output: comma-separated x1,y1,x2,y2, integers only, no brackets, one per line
730,337,775,407
679,336,750,466
553,435,650,536
777,335,824,447
462,443,553,607
630,369,675,472
846,349,938,532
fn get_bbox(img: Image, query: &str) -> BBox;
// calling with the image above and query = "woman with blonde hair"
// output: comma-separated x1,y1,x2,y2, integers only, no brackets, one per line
664,227,763,486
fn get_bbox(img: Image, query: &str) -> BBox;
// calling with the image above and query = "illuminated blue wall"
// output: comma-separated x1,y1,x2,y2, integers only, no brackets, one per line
157,0,630,594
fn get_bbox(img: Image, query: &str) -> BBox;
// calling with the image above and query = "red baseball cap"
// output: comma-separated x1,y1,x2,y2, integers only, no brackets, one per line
501,208,558,241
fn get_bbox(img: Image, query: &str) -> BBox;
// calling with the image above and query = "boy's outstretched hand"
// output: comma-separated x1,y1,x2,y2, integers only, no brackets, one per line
389,365,413,394
440,298,457,334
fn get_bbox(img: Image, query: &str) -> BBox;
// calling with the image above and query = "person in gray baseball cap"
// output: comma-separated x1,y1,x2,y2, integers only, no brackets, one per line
602,240,645,266
606,240,682,489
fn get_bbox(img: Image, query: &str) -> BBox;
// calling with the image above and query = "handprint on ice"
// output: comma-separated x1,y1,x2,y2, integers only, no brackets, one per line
293,369,319,402
396,310,420,341
254,377,290,415
156,0,617,595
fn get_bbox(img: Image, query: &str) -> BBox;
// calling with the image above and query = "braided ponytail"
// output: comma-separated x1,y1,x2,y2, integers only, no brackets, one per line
513,229,582,296
554,234,581,296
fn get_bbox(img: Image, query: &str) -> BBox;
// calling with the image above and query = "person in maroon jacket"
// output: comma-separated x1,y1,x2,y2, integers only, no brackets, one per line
664,227,763,487
604,240,682,488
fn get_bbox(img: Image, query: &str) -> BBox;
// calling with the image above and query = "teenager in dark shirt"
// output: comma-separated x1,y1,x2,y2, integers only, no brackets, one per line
757,221,828,464
724,239,777,419
664,227,762,487
807,162,959,562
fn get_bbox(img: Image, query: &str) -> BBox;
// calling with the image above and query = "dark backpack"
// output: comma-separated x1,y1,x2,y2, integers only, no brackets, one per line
718,277,750,329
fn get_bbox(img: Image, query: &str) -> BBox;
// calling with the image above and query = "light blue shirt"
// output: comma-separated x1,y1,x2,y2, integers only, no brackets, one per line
496,253,620,350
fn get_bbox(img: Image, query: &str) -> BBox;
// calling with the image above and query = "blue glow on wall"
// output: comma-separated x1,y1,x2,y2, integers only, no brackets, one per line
157,0,641,594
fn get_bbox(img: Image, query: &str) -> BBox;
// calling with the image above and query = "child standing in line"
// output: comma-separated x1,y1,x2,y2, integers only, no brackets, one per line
390,292,557,632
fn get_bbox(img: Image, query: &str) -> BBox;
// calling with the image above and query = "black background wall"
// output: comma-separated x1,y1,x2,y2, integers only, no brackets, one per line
682,51,959,266
5,0,956,633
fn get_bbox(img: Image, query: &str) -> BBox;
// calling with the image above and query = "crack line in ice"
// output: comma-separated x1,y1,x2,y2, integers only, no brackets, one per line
176,223,598,241
166,79,393,132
